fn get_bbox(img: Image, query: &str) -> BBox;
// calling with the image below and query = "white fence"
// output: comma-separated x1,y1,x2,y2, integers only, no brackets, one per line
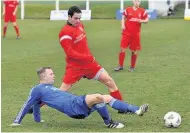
20,0,188,20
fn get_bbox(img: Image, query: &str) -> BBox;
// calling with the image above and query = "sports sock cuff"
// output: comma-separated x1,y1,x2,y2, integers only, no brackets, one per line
94,102,105,108
109,98,117,107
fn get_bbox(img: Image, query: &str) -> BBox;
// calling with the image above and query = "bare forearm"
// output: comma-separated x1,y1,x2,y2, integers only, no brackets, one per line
141,18,149,23
13,6,18,14
3,4,5,14
121,15,125,26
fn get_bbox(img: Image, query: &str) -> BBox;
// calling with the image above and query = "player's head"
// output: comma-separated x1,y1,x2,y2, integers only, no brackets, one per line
68,6,82,26
133,0,141,8
37,67,55,84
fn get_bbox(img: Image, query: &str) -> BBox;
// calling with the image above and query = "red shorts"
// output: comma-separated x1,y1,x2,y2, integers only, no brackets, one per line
120,31,141,51
63,61,102,84
4,14,16,22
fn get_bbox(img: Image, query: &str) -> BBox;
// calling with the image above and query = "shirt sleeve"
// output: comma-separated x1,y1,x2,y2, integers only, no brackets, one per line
33,102,41,122
59,31,93,61
142,9,148,20
13,88,41,124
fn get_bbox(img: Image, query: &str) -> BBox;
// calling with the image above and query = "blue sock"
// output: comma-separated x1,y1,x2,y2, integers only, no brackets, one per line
109,98,139,113
93,103,111,125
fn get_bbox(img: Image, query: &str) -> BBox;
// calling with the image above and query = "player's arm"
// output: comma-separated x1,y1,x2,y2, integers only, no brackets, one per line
13,6,18,15
13,1,19,16
59,34,94,62
139,10,149,24
121,9,127,30
33,102,42,122
121,15,126,30
11,88,41,125
2,4,5,15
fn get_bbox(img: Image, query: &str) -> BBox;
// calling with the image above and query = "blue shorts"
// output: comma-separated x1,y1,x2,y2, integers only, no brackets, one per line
64,95,94,119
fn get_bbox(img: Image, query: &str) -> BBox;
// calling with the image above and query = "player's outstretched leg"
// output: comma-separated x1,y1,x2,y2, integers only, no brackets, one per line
103,95,149,115
97,70,123,100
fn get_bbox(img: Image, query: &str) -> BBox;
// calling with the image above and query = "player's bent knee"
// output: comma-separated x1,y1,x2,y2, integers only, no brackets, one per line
93,94,104,102
85,94,104,107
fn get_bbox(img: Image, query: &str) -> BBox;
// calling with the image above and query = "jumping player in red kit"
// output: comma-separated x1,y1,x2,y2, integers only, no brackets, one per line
114,0,148,72
59,6,123,101
2,0,20,39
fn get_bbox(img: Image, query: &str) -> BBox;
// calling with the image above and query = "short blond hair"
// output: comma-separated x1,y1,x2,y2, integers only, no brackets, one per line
36,67,52,79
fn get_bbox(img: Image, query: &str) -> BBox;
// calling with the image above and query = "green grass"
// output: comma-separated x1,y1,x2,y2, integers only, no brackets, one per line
2,19,190,132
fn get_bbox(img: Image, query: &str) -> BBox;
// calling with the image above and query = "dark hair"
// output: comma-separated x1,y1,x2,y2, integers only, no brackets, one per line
68,6,82,17
37,67,52,78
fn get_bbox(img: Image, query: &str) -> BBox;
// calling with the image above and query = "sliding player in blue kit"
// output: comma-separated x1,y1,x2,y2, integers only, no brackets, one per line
11,67,149,128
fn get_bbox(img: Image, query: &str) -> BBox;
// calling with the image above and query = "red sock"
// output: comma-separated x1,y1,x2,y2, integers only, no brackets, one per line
110,90,123,100
3,26,7,37
14,26,20,37
119,52,126,67
131,54,137,68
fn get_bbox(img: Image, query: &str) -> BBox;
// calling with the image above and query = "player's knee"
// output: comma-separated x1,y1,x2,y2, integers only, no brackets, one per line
132,51,138,55
105,77,114,86
12,22,17,26
120,48,126,52
4,23,8,27
93,94,104,102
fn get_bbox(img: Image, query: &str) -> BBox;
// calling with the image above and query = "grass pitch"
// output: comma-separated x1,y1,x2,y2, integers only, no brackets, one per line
1,19,190,132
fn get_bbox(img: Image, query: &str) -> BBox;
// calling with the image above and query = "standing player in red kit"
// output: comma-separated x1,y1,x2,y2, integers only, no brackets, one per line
2,0,20,39
114,0,148,72
59,6,123,101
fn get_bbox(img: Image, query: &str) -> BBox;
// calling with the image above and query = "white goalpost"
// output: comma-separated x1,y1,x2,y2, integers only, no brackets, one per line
184,0,190,20
21,0,24,20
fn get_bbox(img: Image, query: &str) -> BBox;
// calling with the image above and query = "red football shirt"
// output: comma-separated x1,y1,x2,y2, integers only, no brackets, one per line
123,7,148,34
59,22,94,68
4,0,19,15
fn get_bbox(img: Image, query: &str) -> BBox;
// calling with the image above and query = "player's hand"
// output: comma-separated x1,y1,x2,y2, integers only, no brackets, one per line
10,123,21,127
13,12,16,16
121,25,125,30
2,12,5,16
137,19,142,23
